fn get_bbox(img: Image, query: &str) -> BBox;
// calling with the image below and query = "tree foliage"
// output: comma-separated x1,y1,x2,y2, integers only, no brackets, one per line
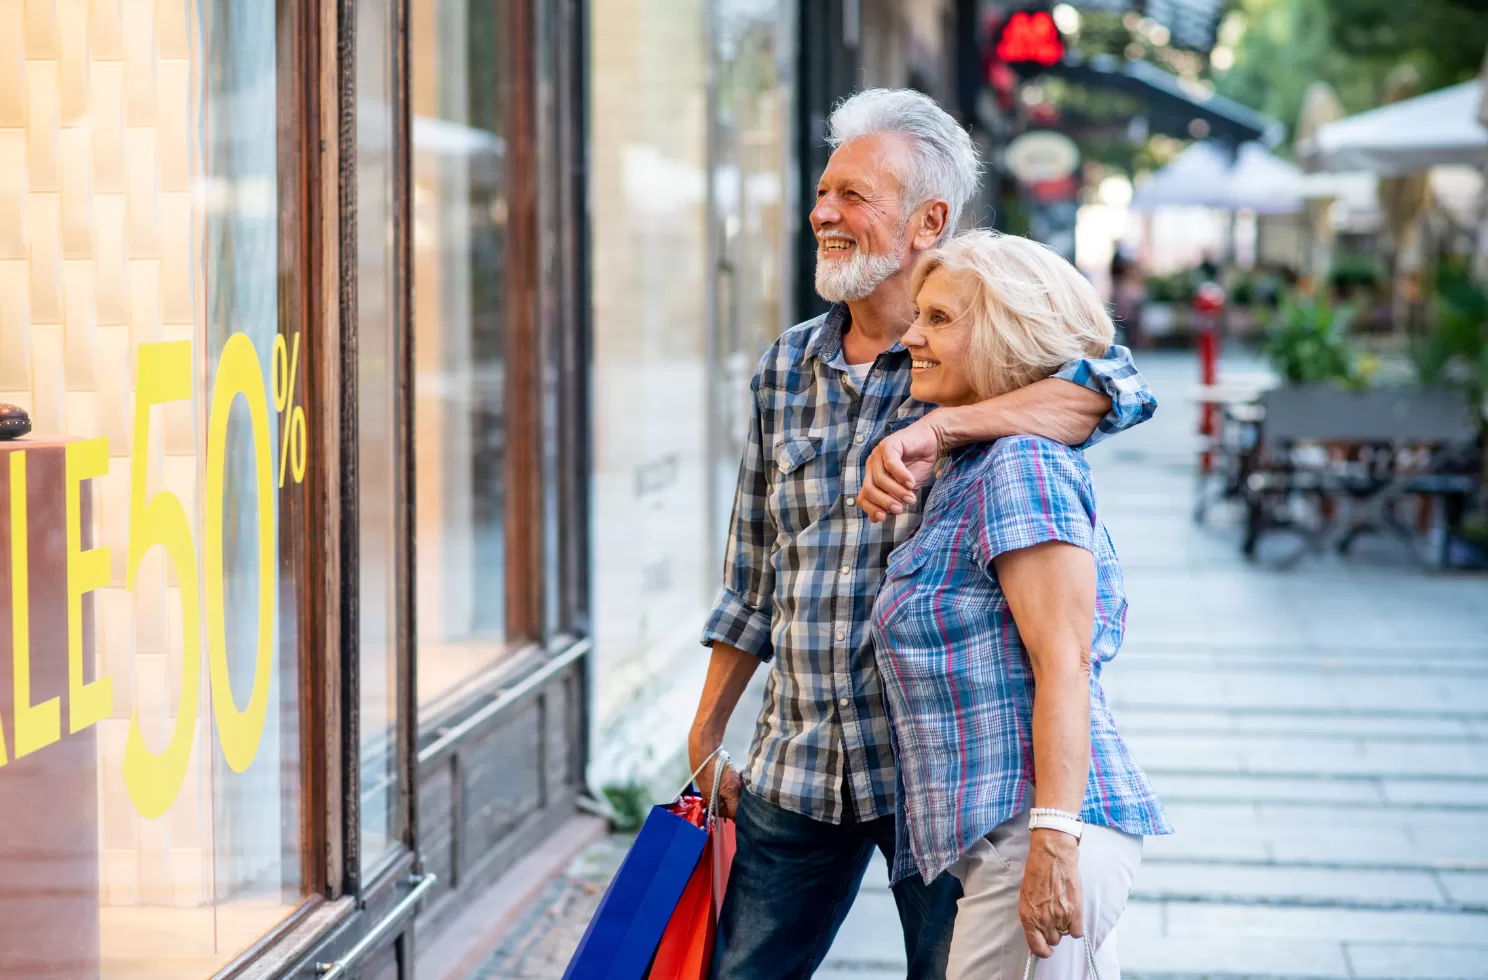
1215,0,1487,146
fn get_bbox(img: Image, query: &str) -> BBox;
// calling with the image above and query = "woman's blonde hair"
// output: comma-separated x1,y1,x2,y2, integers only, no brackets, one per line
912,230,1115,398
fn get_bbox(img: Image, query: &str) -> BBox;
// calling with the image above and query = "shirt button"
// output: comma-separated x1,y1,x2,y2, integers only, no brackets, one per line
855,434,866,443
835,628,846,640
846,496,855,506
839,565,850,575
839,697,851,707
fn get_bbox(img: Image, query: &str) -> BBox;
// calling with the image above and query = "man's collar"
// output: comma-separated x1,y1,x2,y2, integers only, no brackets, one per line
804,303,850,362
805,302,909,364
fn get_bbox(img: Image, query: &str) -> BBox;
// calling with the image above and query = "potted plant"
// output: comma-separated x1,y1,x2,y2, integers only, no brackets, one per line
1412,261,1488,557
1227,273,1259,336
1140,273,1177,339
1142,273,1194,341
1261,293,1373,390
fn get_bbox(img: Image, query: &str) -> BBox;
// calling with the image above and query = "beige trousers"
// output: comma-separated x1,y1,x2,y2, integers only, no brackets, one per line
945,811,1143,980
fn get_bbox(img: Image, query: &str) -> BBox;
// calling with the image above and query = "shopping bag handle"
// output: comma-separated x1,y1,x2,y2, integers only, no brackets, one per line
673,746,732,812
708,749,730,819
1023,935,1102,980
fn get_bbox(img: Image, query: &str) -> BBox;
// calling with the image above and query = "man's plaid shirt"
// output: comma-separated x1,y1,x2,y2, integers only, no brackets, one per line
701,302,1156,825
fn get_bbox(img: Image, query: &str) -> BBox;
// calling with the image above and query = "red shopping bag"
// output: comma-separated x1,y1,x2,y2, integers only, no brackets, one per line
649,795,736,980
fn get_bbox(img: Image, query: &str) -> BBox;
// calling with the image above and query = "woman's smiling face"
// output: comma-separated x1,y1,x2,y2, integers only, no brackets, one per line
903,265,979,407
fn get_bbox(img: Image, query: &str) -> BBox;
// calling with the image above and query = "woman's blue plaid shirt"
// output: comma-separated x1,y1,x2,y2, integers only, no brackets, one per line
873,435,1172,884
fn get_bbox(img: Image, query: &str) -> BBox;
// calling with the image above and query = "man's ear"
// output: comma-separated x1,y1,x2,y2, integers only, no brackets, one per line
910,200,950,251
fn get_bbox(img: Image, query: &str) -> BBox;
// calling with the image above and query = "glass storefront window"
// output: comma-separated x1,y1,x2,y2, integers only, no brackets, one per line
355,0,405,877
588,0,793,736
708,0,794,557
411,0,510,716
589,0,713,729
0,2,309,976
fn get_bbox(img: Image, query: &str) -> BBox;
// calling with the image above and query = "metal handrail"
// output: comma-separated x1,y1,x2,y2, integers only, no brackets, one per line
315,873,438,979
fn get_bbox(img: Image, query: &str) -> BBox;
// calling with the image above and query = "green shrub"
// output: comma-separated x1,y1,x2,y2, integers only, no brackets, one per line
601,782,653,833
1262,293,1371,389
1328,252,1382,293
1412,260,1488,412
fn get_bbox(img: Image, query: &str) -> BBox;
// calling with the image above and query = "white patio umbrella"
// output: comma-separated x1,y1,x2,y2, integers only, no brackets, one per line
1131,141,1303,213
1224,142,1306,214
1307,81,1488,175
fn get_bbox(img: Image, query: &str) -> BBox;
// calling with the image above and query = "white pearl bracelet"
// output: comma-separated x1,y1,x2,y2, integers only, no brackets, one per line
1028,807,1084,840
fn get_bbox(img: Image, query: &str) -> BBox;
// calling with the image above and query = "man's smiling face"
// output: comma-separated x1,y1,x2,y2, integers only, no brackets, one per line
810,132,916,302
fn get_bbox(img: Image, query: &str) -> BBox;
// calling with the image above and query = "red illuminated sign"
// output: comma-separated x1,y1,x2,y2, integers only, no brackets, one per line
996,10,1065,67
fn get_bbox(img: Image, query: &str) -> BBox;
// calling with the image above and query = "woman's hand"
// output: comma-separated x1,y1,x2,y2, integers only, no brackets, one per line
1019,828,1084,958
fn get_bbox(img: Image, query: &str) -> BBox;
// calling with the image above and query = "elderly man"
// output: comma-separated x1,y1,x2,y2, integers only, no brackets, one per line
691,89,1154,979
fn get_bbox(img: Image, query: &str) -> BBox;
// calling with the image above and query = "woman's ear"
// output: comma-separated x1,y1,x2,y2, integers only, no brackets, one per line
911,200,950,251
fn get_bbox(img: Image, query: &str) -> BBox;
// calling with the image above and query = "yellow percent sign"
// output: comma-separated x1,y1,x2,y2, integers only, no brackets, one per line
273,331,308,486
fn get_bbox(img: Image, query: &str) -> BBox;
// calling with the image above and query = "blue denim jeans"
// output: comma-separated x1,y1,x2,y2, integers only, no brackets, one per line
710,788,959,979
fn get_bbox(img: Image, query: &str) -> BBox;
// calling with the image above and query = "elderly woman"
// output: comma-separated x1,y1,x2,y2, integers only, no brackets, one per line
869,231,1172,980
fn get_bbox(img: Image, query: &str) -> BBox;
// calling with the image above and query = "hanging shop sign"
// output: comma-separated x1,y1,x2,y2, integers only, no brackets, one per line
995,10,1065,68
1007,130,1081,263
1005,130,1081,186
0,331,306,819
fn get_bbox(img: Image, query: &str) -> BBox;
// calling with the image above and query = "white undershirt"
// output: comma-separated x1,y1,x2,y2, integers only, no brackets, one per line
845,361,872,389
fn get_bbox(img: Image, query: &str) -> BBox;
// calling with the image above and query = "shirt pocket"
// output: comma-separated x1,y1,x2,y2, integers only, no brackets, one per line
883,539,931,582
768,435,831,534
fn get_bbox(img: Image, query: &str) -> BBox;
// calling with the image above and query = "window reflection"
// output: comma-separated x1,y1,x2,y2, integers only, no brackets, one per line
356,0,404,876
412,0,510,715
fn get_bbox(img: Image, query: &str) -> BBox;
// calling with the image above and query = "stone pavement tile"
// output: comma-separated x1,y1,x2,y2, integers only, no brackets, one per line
813,970,904,980
1359,741,1488,778
1121,898,1168,940
1134,861,1446,907
825,891,909,968
1255,803,1488,834
857,852,892,891
1344,942,1488,979
1157,800,1265,828
1381,778,1488,807
1408,830,1488,866
1149,773,1385,806
1119,935,1352,978
1264,826,1420,865
1164,903,1488,943
1120,733,1250,771
1438,871,1488,907
1143,831,1272,863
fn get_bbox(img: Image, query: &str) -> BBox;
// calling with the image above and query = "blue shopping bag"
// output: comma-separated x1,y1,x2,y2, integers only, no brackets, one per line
562,802,708,980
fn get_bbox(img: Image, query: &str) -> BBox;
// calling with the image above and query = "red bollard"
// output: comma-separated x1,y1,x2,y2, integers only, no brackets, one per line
1193,282,1225,473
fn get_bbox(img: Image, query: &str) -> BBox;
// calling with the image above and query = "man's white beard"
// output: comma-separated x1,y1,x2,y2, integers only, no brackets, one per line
815,237,905,302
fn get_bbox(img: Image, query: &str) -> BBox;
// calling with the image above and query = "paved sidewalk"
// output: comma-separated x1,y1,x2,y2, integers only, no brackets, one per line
467,350,1488,979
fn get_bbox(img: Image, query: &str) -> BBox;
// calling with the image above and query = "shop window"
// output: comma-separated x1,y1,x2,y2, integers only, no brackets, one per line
0,1,311,976
355,0,405,877
588,0,714,731
410,0,511,716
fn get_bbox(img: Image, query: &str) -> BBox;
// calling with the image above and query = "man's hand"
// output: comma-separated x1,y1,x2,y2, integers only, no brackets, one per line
691,746,744,819
858,416,944,522
1019,829,1084,958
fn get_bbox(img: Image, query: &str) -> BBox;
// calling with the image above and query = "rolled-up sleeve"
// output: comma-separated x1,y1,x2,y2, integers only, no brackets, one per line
701,376,776,661
1052,344,1157,449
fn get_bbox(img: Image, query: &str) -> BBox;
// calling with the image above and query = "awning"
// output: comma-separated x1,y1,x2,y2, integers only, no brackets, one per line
1044,54,1284,148
1303,81,1488,175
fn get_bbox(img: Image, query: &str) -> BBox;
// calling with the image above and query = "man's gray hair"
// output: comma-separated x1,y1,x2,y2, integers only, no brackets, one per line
826,88,981,238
